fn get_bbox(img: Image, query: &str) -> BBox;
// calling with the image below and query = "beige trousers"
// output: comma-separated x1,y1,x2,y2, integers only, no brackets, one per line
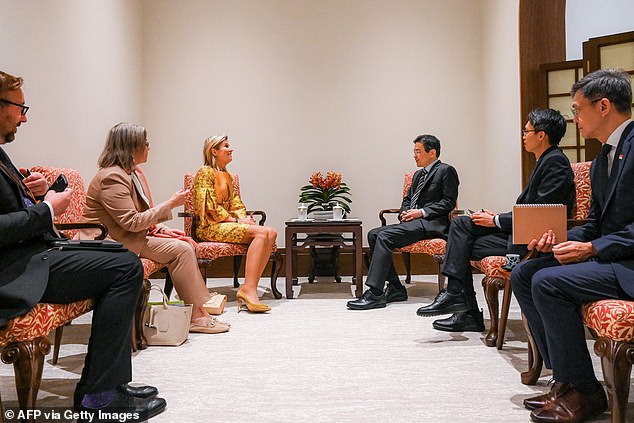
139,237,209,307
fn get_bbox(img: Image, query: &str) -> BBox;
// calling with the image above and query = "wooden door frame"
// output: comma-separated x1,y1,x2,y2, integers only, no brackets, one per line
519,0,567,186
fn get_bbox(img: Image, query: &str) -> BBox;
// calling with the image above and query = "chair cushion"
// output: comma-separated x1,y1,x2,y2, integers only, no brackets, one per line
396,238,447,255
195,241,277,261
141,258,166,279
0,300,94,347
582,300,634,342
471,256,507,278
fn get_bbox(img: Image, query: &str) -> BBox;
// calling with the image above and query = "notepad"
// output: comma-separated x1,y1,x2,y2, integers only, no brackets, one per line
512,204,567,244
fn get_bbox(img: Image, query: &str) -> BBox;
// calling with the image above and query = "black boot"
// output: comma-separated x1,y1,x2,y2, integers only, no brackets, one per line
432,310,485,332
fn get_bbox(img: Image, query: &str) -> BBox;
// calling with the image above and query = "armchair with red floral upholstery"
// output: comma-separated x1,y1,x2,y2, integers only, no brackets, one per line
171,173,282,299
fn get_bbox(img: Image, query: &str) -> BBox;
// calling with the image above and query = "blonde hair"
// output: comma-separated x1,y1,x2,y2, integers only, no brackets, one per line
98,122,147,173
0,71,24,95
203,135,229,169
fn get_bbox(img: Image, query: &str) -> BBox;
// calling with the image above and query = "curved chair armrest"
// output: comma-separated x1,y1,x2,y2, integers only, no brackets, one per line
55,222,108,240
379,208,400,226
247,210,266,226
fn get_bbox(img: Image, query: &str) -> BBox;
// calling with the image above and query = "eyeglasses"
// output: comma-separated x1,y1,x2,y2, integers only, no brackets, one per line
0,99,29,116
522,129,538,136
570,99,600,117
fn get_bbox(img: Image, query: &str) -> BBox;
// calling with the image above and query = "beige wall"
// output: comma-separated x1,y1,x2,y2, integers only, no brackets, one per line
141,0,516,240
1,0,143,181
2,0,521,245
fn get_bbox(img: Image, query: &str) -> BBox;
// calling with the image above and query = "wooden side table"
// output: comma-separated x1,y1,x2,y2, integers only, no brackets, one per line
285,220,363,299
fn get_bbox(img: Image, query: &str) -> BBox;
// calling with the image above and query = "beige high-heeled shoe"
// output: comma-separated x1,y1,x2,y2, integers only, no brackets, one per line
236,289,271,313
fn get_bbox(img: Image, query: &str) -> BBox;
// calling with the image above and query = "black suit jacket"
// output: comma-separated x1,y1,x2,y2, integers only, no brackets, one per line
568,121,634,297
0,147,53,328
399,160,459,238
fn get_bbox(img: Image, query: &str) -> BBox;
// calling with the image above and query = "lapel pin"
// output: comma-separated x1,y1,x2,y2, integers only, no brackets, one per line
619,154,624,160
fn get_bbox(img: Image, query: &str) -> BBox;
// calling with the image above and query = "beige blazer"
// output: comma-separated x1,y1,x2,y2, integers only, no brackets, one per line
79,166,172,254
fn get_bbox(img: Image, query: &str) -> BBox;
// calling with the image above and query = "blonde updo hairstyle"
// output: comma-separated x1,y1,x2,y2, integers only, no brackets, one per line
203,135,229,170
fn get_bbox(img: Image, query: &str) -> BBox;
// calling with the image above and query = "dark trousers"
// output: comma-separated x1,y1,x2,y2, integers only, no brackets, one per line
365,219,429,290
510,255,630,387
40,249,143,395
442,216,509,303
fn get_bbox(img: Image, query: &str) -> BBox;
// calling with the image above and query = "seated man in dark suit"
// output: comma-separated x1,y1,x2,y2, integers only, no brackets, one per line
511,69,633,423
416,108,575,332
0,70,166,421
347,134,459,310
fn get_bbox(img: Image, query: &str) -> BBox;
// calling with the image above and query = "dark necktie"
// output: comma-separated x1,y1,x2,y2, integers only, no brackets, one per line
0,150,37,205
409,168,428,209
595,143,612,203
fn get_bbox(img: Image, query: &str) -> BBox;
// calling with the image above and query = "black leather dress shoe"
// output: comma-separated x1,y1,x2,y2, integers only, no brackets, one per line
118,384,159,399
78,392,167,423
385,284,408,303
347,290,386,310
416,290,469,317
74,384,159,410
432,311,485,332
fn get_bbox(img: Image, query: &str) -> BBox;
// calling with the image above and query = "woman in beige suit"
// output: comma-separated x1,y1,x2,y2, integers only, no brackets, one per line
80,122,229,334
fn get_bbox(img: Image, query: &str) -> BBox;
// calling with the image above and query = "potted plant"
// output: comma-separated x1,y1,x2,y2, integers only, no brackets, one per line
299,171,352,217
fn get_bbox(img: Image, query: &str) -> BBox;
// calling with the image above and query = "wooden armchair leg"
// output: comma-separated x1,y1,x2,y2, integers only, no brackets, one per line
482,276,501,347
133,279,151,351
432,254,445,292
520,312,543,385
163,272,174,299
496,279,513,350
402,252,412,284
52,325,64,365
269,251,283,299
1,337,50,410
594,338,634,423
233,256,243,288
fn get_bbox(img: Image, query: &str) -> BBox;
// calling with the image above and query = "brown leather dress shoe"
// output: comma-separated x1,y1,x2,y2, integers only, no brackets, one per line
523,382,569,410
530,385,607,423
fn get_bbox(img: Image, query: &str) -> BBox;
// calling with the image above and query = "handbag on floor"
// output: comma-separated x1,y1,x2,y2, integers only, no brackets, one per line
143,285,192,346
204,292,227,315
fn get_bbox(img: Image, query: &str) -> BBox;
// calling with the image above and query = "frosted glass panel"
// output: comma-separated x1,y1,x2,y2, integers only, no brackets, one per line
563,149,578,163
560,123,577,147
549,97,572,118
600,42,634,70
580,150,585,162
548,69,576,94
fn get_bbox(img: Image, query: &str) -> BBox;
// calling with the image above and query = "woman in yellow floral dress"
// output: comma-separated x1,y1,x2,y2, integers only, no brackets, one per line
194,135,276,312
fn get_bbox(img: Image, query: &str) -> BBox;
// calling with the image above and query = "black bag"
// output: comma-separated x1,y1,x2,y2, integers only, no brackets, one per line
47,239,128,252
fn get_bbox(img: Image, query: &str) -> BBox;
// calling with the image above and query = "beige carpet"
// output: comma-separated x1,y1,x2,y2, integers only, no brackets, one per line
1,275,629,422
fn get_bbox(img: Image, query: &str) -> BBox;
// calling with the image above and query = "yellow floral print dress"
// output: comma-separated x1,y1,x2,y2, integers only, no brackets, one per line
193,166,249,243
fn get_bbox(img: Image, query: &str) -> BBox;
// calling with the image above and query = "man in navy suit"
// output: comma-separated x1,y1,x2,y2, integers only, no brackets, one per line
347,134,459,310
0,70,166,421
511,69,633,422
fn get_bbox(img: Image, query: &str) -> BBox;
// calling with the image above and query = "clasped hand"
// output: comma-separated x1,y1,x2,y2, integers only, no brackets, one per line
400,209,423,222
471,209,496,227
528,230,596,264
